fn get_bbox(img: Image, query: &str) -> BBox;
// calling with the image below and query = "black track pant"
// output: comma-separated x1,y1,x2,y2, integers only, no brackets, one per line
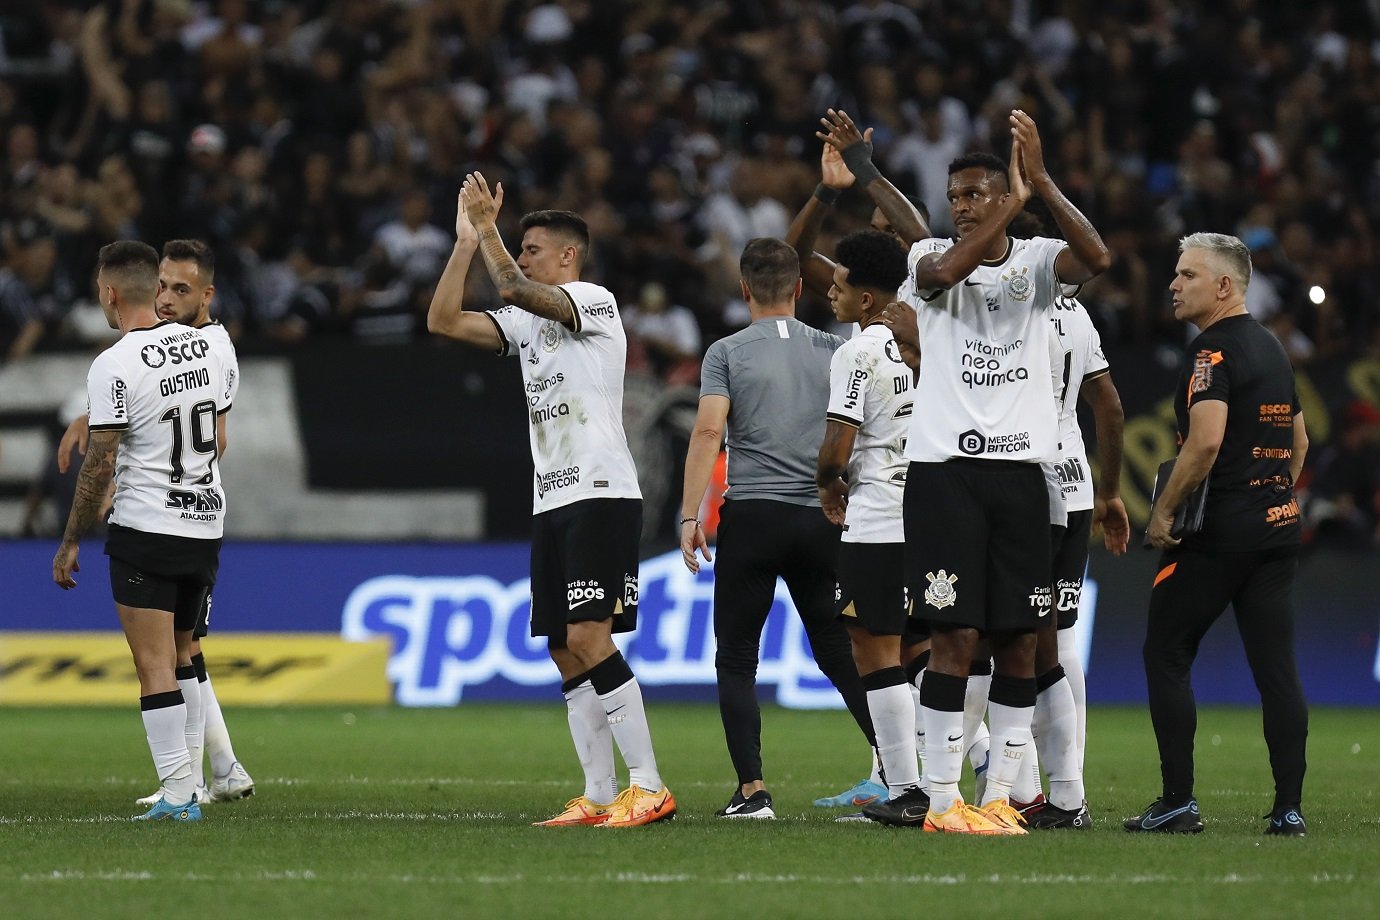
1144,544,1308,809
713,499,876,785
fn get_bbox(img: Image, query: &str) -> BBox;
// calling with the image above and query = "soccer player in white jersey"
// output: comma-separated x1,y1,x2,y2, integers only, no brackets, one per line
1022,294,1130,829
52,240,229,822
788,127,930,809
895,111,1112,834
426,173,673,827
59,241,254,807
811,229,932,826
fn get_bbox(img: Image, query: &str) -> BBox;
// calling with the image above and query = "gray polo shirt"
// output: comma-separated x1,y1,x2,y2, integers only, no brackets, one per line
700,315,844,506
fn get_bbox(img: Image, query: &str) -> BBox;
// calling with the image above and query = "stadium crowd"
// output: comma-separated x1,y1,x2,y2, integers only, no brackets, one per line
0,0,1377,371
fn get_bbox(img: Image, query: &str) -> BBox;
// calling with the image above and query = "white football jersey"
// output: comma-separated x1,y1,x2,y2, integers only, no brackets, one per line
826,323,913,543
1045,296,1109,513
904,236,1065,463
487,281,641,514
197,320,239,411
88,322,228,538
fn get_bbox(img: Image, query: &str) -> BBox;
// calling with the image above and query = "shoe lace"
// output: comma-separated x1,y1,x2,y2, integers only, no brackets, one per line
985,800,1028,827
605,785,641,819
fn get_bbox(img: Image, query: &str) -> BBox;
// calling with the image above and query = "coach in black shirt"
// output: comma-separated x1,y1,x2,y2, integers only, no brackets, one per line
1127,232,1310,837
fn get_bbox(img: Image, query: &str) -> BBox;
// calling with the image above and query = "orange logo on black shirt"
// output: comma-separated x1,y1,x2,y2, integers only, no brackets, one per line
1265,498,1300,525
1188,349,1223,404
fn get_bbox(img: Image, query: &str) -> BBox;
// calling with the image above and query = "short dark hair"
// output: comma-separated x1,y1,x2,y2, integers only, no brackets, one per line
520,210,590,267
739,238,800,304
834,230,908,294
162,238,215,283
949,152,1009,189
96,240,160,302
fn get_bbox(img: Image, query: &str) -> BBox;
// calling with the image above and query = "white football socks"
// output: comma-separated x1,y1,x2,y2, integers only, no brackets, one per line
909,681,928,792
981,701,1033,807
920,705,966,813
866,683,920,795
200,675,240,779
1034,673,1084,810
1057,627,1088,771
597,677,662,791
141,698,193,804
564,680,618,803
175,670,204,791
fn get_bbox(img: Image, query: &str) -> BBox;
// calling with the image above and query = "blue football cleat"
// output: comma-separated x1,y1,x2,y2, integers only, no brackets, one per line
814,778,887,808
132,796,203,822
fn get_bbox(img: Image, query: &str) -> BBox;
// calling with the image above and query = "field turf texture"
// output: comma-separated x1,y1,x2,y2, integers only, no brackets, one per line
1,704,1377,919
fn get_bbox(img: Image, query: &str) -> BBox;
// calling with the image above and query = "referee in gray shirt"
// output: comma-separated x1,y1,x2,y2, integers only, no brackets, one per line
681,238,877,819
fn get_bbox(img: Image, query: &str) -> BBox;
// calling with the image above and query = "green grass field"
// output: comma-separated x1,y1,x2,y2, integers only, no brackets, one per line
1,704,1377,919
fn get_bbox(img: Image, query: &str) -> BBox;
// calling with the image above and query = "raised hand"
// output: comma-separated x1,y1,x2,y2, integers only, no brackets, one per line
455,188,478,246
1007,136,1032,204
460,172,505,228
821,142,855,190
816,108,870,152
1008,109,1049,188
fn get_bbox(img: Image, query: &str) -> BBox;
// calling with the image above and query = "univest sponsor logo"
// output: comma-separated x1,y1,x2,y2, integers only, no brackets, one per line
340,550,858,708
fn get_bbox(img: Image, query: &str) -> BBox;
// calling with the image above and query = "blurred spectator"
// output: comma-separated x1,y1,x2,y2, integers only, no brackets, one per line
0,216,69,362
373,187,450,289
623,282,702,386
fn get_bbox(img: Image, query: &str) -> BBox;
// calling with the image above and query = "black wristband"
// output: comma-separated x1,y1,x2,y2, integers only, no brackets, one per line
680,517,700,526
813,183,842,206
840,140,881,187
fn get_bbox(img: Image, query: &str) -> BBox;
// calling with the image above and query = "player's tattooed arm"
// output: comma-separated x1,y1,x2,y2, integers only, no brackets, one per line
463,171,574,325
477,225,574,324
63,429,120,543
53,428,121,588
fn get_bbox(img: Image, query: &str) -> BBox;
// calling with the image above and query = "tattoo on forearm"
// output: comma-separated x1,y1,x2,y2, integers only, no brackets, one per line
476,226,572,322
63,433,119,543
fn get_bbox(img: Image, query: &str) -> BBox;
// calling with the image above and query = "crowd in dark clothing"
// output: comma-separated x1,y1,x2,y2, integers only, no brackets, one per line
0,0,1377,369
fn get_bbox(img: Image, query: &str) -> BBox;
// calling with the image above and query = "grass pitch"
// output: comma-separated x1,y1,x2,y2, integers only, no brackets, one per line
1,703,1377,919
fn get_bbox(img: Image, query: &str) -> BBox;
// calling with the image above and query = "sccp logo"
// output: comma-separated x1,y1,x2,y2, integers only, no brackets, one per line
141,344,167,368
958,429,986,455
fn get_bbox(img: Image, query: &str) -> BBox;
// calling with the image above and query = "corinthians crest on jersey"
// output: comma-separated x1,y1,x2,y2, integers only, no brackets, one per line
924,569,958,609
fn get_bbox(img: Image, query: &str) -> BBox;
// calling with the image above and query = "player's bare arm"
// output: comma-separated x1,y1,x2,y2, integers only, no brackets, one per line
463,172,575,325
426,186,502,350
914,141,1030,292
786,142,852,296
1082,370,1130,554
1009,110,1112,285
815,419,858,527
1290,411,1308,485
817,109,929,244
53,428,122,588
1148,400,1226,549
680,395,730,573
